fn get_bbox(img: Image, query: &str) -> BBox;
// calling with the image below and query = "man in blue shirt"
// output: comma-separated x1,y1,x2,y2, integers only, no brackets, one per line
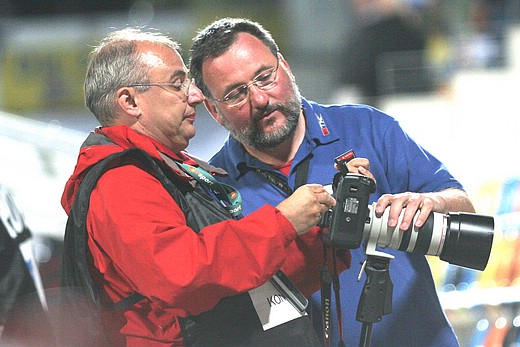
190,17,475,346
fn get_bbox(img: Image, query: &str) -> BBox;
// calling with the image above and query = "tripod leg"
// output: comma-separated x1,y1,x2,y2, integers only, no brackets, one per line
360,323,373,347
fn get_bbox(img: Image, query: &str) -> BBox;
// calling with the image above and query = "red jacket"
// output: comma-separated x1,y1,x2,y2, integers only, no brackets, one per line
61,125,347,346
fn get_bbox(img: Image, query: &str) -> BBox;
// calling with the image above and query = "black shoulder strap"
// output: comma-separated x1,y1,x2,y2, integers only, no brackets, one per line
61,148,190,311
294,154,312,190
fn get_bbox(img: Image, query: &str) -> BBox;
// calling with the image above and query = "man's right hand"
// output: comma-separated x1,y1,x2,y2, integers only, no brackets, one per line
276,184,336,235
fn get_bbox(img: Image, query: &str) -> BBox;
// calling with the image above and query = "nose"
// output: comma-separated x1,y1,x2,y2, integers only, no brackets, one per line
187,81,205,105
247,84,269,109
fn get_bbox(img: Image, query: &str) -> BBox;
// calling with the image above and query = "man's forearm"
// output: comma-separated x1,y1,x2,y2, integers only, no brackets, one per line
435,188,476,214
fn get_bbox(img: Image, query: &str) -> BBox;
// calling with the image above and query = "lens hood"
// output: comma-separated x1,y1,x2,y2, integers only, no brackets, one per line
440,213,495,271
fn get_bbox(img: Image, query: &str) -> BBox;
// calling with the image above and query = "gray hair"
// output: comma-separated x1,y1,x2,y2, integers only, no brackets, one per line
84,27,180,126
189,18,279,99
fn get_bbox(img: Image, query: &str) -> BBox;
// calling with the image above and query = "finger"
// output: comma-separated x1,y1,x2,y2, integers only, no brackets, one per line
346,158,370,171
414,203,433,228
324,194,336,208
357,166,376,183
413,209,429,229
375,195,392,217
387,198,408,228
400,206,419,231
400,196,422,230
316,192,336,208
306,183,327,193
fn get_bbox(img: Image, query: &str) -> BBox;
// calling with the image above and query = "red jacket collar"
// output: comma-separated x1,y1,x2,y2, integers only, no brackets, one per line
61,125,197,213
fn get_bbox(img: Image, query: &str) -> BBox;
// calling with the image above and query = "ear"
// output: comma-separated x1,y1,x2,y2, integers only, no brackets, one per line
204,99,225,125
277,52,295,81
116,87,141,119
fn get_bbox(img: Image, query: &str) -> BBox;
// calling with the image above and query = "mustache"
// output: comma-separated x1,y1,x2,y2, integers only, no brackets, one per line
252,103,284,121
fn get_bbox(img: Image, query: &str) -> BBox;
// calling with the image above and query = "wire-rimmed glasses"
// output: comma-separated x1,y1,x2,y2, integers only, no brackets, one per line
127,78,193,97
212,59,280,107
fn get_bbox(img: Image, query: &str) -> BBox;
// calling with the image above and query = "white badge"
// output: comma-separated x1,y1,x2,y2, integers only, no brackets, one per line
249,280,307,331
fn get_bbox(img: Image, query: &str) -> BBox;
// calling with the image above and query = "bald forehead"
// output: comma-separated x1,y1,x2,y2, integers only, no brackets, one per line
136,42,183,67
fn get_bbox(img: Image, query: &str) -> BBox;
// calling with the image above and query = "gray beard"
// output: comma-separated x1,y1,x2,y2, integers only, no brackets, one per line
224,84,302,150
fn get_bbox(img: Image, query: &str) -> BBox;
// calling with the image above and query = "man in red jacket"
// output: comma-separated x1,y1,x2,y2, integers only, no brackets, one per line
60,28,344,346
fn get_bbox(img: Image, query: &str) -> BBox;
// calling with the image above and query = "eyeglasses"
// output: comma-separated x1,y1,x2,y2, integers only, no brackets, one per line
212,60,279,107
128,78,193,96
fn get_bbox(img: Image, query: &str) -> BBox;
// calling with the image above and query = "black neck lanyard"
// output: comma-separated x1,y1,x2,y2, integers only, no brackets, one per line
252,153,343,347
254,169,293,195
253,154,312,196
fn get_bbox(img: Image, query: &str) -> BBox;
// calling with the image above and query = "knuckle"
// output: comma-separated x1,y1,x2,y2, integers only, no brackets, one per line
380,193,392,201
407,197,420,206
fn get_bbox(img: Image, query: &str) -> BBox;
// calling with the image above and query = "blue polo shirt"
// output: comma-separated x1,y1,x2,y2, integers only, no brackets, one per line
209,98,461,346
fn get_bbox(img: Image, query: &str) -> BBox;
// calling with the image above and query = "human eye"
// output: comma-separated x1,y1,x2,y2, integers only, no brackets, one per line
224,85,247,102
254,68,275,87
168,79,184,91
166,78,186,92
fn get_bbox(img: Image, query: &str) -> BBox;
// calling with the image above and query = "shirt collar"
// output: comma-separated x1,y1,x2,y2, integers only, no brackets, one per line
222,135,274,180
301,98,339,146
95,125,198,166
287,98,340,168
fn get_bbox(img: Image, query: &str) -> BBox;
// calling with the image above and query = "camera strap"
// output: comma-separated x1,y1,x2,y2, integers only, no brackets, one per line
321,242,345,347
253,154,347,342
332,248,345,346
292,154,347,345
294,154,312,189
321,244,333,346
